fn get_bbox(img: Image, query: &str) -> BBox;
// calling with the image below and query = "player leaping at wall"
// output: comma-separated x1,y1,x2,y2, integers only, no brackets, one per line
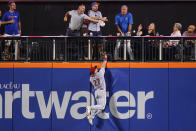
86,54,107,126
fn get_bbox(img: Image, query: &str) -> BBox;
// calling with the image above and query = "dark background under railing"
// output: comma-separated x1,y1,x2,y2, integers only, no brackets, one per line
0,36,196,62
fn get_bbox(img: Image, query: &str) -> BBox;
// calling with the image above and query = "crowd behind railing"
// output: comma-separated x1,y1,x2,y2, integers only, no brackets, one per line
0,2,196,62
0,36,196,62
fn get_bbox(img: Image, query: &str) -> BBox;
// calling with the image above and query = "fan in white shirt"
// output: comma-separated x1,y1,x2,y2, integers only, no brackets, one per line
164,23,182,47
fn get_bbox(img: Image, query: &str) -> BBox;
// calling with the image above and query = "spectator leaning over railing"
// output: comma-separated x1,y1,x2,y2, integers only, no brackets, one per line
88,2,108,60
1,1,22,60
64,4,100,36
114,5,134,60
64,4,101,60
183,25,196,60
88,2,108,36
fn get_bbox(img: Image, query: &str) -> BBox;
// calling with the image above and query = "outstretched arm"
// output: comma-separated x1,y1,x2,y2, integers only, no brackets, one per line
85,16,99,23
64,11,69,22
92,17,108,22
101,54,107,69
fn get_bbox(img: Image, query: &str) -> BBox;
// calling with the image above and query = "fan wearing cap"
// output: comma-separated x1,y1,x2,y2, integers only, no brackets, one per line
88,2,107,36
86,54,107,126
88,2,108,60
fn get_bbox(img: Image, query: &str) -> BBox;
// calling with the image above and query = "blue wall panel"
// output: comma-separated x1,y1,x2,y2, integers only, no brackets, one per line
13,68,52,131
52,68,90,131
130,68,169,131
0,68,13,131
0,65,195,131
169,68,196,131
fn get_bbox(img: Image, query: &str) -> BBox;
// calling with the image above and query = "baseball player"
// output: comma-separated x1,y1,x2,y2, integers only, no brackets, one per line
86,54,107,126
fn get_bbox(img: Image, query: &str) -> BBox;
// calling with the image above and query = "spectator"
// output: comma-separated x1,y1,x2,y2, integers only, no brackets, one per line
115,5,133,36
137,23,156,36
183,25,196,60
163,23,182,47
0,10,14,35
64,4,100,36
2,2,21,36
88,2,108,60
114,5,134,60
171,23,182,36
169,23,182,46
1,2,21,60
183,25,196,36
0,10,2,35
163,23,182,60
137,23,158,60
88,2,107,36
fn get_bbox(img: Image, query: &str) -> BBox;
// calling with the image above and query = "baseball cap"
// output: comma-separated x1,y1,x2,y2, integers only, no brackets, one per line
91,2,100,7
90,66,97,74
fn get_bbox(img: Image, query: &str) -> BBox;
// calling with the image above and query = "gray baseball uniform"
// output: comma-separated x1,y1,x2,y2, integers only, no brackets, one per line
89,67,106,119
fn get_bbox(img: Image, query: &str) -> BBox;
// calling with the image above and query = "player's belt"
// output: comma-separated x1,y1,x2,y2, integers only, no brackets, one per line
95,87,104,91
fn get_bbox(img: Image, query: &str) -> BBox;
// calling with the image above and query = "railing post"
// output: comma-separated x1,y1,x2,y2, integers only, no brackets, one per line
64,37,67,62
26,37,29,62
15,39,18,60
53,39,56,61
159,40,163,61
180,38,184,62
127,39,134,60
88,39,91,60
123,39,127,60
142,37,145,62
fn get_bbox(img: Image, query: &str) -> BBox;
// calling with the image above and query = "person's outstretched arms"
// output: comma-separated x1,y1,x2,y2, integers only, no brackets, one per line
101,54,107,69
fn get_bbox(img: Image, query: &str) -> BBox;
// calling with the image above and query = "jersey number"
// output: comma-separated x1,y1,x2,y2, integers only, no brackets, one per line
93,78,100,86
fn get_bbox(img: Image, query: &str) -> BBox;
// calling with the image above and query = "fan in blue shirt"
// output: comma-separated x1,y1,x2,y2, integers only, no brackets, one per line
1,2,21,36
115,5,133,36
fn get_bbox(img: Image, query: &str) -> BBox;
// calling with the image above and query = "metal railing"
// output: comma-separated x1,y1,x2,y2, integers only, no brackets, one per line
0,36,196,62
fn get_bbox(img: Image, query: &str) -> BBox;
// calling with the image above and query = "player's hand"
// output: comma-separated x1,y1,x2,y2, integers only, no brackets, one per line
105,54,107,58
104,53,107,61
127,32,131,36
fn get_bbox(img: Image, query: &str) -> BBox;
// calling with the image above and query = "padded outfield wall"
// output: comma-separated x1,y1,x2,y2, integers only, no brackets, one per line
0,62,195,131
